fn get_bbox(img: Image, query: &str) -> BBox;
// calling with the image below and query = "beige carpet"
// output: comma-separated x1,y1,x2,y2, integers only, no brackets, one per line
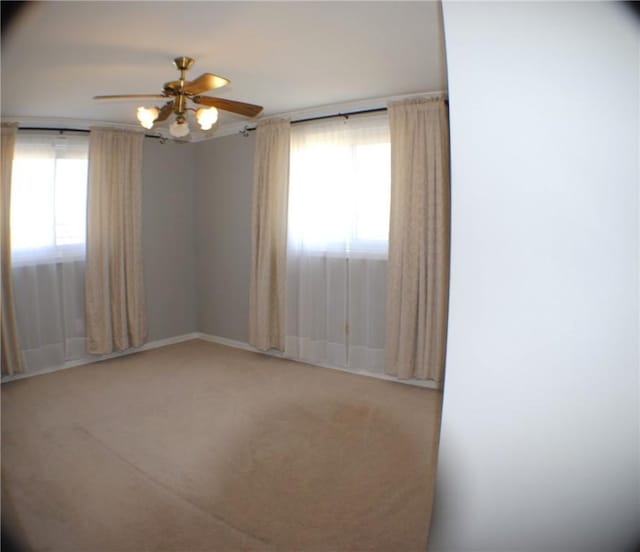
1,339,442,552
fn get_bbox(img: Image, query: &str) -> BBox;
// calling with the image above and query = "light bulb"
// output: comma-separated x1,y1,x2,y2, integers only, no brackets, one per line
169,119,190,137
137,106,159,129
196,106,219,130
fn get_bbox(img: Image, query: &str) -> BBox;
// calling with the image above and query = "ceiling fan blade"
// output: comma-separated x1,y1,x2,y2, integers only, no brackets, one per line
154,101,174,122
193,96,263,118
93,94,167,100
183,73,230,95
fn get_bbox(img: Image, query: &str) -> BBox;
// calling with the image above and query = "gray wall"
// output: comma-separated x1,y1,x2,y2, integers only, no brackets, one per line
194,133,255,342
431,2,639,550
142,138,198,341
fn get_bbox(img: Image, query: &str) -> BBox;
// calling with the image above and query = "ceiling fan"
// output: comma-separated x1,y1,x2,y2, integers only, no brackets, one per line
94,56,263,138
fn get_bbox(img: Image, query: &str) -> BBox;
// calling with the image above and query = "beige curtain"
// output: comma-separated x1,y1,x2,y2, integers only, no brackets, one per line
85,128,146,354
1,123,23,375
249,119,291,351
385,98,450,382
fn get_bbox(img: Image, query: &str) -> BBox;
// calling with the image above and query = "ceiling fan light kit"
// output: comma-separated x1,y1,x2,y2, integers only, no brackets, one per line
195,106,219,130
95,56,263,138
169,117,191,138
137,106,159,129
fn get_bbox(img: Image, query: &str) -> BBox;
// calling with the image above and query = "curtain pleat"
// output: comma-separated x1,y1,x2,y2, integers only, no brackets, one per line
385,98,451,382
249,119,291,351
85,128,146,354
1,123,23,375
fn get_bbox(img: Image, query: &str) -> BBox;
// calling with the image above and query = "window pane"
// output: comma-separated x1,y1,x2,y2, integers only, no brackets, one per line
55,159,88,246
11,158,56,250
352,142,390,244
288,114,390,257
11,134,88,264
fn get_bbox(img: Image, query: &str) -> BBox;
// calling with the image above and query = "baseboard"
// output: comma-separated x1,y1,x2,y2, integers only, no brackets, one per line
3,331,440,390
194,332,258,353
1,332,200,383
195,332,440,390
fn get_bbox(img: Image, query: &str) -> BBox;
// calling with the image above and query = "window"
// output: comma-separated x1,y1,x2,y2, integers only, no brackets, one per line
11,133,89,265
285,114,390,374
288,113,390,257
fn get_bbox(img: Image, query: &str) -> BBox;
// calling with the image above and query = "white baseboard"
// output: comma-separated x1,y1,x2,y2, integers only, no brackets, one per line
3,331,440,390
1,332,200,383
194,332,257,353
194,332,440,390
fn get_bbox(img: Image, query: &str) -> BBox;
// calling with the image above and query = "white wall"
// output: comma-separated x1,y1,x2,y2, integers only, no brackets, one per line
430,2,639,550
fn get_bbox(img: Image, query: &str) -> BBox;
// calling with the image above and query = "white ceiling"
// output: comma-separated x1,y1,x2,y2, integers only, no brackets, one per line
1,1,447,139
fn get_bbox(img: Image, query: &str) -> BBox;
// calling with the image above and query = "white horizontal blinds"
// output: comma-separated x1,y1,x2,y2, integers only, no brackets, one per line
288,113,390,258
11,133,88,265
285,114,390,374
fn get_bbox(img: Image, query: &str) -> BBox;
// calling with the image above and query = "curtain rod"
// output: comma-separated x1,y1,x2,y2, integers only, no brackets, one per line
18,96,449,140
240,107,385,136
293,107,387,125
239,99,448,136
18,127,165,141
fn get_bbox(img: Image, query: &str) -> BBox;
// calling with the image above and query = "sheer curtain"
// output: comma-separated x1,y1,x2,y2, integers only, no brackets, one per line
285,114,390,374
10,132,89,373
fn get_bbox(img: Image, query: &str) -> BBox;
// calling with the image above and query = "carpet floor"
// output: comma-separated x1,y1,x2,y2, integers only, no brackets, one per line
1,339,442,552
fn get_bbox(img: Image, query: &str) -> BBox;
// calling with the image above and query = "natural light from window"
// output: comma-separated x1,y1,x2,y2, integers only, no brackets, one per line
288,114,390,257
11,134,88,264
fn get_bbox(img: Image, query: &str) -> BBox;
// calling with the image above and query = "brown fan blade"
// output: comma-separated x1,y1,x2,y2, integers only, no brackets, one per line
94,94,167,100
193,96,263,118
183,73,230,95
155,101,174,122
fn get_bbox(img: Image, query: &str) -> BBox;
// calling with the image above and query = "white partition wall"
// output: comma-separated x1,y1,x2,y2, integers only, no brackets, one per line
431,2,639,550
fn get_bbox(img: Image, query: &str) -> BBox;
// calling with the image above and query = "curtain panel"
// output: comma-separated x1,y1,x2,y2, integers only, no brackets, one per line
285,114,391,375
13,261,87,372
1,122,23,375
385,98,451,382
249,119,291,351
85,128,146,354
9,132,89,373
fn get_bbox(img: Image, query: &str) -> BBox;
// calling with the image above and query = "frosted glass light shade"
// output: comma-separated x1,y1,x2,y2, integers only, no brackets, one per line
137,106,159,129
169,119,190,137
196,107,219,130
